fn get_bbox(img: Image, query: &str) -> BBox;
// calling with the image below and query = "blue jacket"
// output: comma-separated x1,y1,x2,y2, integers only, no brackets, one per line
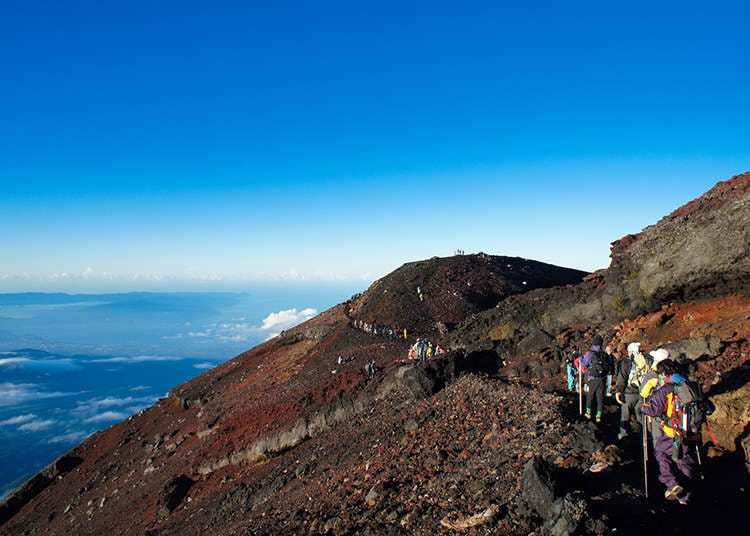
641,373,687,438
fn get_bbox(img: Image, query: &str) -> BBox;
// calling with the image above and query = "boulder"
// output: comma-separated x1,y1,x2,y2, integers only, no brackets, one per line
706,382,750,456
521,456,555,517
664,335,722,361
544,491,588,536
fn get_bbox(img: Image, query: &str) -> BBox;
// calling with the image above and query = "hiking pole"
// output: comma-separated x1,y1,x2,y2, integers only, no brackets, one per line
695,443,705,480
642,415,649,499
578,366,583,415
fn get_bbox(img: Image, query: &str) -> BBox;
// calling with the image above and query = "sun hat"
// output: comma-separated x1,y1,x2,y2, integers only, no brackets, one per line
649,348,670,365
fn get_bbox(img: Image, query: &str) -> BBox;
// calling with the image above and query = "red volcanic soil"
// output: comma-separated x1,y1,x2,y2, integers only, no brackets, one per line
2,169,749,536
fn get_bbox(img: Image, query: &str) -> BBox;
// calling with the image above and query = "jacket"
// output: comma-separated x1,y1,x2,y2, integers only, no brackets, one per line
615,357,634,395
641,373,687,438
617,351,650,395
581,345,613,380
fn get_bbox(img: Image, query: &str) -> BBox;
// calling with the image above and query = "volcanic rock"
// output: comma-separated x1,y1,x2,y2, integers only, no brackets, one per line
1,172,749,536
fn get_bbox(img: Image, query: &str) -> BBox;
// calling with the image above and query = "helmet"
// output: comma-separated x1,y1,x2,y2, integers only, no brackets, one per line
627,342,641,355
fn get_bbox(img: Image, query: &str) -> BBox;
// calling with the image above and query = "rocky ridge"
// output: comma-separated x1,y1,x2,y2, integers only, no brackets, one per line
1,172,749,536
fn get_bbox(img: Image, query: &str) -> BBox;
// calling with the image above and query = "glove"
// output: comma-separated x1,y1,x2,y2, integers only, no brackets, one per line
615,393,624,405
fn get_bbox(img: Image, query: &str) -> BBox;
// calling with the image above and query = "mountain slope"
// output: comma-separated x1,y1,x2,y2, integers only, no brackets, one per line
1,172,749,536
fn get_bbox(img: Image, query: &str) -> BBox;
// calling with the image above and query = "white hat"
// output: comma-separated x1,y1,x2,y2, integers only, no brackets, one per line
649,348,670,365
627,342,641,354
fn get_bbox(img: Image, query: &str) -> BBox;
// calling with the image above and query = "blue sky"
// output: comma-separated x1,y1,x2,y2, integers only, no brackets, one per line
1,1,748,291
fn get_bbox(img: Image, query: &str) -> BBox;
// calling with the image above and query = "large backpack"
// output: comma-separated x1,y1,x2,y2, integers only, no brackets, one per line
588,350,609,377
627,353,652,389
669,379,708,439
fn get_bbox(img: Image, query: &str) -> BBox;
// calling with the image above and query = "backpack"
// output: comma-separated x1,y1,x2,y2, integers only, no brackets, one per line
588,350,609,377
669,379,708,439
627,353,652,389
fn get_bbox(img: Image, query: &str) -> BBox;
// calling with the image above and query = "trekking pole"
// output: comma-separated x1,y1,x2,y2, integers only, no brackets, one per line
578,366,583,415
695,443,705,480
642,415,649,498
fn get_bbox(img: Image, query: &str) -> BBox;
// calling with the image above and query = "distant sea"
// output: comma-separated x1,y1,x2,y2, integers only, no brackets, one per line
0,285,362,498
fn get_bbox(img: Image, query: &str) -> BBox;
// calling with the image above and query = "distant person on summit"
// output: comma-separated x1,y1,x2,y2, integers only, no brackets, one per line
581,335,613,423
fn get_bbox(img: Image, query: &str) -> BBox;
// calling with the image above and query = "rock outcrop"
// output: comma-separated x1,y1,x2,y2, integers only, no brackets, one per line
605,172,750,317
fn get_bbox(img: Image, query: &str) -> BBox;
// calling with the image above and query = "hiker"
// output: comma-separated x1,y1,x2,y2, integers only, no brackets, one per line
615,342,652,439
581,335,613,423
639,348,671,401
565,347,578,392
605,345,616,396
640,359,697,504
639,347,673,463
365,360,376,380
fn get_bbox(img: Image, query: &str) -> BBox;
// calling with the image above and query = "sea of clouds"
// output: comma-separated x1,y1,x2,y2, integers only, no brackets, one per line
0,291,347,498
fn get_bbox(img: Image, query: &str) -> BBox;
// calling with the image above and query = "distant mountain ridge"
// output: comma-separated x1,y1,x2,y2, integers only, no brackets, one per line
2,172,749,535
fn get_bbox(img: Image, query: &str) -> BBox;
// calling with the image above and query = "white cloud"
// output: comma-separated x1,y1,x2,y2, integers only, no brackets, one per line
129,386,150,392
18,419,57,431
0,413,36,426
162,333,184,340
0,357,30,366
151,307,318,348
193,362,214,370
73,395,157,415
260,308,317,331
84,411,128,423
0,383,77,407
0,357,78,371
219,334,249,343
88,355,183,364
188,331,212,338
48,431,90,444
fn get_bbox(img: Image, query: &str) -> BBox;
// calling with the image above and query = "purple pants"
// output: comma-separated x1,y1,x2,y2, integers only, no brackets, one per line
653,433,696,490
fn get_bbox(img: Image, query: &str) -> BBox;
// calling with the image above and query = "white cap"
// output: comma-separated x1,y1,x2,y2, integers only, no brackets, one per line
649,348,670,365
627,342,641,354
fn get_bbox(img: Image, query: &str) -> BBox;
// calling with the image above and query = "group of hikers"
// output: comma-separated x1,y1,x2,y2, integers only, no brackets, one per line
352,318,408,340
407,337,447,361
568,335,715,506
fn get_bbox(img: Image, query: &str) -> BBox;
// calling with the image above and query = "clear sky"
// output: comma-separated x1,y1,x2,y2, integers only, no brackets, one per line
1,1,748,292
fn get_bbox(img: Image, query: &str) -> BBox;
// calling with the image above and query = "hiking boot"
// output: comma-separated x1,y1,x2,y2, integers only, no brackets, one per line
595,414,602,424
585,413,591,420
664,485,683,501
617,431,628,440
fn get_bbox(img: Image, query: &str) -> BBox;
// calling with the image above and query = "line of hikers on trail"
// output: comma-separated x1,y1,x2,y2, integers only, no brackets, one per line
566,335,716,506
352,318,408,340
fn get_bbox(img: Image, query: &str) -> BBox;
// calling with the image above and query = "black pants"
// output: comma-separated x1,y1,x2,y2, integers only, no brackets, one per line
586,378,605,416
